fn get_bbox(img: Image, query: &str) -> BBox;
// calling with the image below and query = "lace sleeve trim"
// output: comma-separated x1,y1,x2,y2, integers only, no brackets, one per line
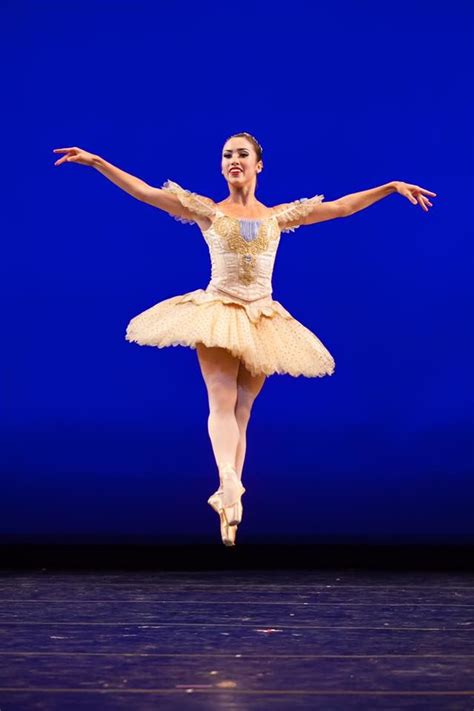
274,194,325,233
161,179,216,225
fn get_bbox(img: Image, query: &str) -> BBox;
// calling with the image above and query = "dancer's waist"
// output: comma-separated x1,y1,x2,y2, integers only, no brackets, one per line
205,283,273,304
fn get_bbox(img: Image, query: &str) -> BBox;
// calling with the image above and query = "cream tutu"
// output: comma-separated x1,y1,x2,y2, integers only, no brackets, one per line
125,284,335,378
125,180,335,379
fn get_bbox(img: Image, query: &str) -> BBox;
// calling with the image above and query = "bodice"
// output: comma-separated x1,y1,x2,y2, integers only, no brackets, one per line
199,210,281,301
161,180,325,303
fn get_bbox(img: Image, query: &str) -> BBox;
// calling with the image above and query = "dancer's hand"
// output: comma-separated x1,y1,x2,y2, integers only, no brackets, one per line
393,181,437,212
52,146,96,167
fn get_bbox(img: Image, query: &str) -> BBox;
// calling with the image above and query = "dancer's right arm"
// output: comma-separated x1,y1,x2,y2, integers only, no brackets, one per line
52,147,193,221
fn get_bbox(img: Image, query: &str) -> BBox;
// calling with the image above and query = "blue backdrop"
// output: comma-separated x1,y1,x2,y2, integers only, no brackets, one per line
3,1,473,544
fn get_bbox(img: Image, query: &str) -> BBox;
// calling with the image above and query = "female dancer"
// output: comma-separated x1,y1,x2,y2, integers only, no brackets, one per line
53,133,436,546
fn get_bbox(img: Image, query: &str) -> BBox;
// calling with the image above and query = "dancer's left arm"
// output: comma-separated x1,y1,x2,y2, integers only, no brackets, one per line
303,181,437,225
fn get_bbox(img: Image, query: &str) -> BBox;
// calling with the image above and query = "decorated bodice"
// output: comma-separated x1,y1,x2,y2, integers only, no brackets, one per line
161,180,325,302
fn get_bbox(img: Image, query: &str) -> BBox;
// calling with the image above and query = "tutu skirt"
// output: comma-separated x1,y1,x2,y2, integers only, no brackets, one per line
125,285,335,379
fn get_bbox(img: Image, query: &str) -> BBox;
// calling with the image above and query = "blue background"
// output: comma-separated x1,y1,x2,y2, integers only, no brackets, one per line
3,1,473,544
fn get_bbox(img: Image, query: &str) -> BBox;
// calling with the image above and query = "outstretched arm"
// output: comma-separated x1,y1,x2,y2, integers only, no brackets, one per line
53,147,149,200
337,180,436,217
301,180,436,227
52,146,195,220
91,154,150,200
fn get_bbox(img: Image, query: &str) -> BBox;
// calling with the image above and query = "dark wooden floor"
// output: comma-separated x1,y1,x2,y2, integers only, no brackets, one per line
0,555,473,709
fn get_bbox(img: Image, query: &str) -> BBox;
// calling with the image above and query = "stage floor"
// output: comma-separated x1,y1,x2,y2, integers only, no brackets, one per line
0,566,473,709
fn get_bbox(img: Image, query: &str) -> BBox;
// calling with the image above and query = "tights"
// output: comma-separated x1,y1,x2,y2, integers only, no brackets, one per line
196,343,266,482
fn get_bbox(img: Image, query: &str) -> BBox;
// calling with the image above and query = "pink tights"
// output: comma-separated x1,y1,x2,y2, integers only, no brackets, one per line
196,343,266,482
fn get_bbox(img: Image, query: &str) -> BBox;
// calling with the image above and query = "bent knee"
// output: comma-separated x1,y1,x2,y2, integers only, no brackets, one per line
207,381,238,413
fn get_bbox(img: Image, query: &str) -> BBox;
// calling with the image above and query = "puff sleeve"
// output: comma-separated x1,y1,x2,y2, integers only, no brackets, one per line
161,179,216,226
274,193,325,233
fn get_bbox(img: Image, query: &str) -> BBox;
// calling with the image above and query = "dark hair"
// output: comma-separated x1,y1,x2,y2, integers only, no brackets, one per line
224,132,263,164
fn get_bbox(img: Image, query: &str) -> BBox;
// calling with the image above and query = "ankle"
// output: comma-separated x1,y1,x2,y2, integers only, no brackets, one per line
219,462,237,479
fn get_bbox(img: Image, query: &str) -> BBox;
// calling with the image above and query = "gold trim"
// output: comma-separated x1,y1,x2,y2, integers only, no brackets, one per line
211,214,277,286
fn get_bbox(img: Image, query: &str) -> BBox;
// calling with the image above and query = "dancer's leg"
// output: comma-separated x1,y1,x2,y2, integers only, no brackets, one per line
196,343,241,471
234,361,266,480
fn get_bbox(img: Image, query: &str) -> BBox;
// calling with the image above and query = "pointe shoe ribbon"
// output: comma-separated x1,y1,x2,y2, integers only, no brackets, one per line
219,463,245,526
208,485,243,527
220,463,245,507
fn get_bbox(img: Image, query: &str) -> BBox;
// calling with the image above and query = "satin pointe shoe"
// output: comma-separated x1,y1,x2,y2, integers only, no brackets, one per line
219,508,237,547
207,484,244,527
207,487,237,547
219,463,245,526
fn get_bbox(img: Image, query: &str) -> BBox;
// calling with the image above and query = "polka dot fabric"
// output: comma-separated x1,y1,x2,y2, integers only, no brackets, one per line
125,287,335,378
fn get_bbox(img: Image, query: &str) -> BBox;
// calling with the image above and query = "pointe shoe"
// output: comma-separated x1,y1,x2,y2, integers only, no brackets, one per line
219,509,237,547
208,487,243,528
207,487,238,547
219,463,245,526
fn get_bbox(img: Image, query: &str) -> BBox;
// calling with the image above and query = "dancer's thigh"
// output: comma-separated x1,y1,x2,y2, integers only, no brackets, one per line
196,343,240,406
235,360,266,412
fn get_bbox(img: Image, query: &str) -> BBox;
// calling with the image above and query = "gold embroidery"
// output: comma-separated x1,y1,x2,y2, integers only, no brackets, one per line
212,215,276,286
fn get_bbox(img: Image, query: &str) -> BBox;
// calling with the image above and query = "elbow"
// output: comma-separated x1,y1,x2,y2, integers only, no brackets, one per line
338,201,351,218
135,184,153,203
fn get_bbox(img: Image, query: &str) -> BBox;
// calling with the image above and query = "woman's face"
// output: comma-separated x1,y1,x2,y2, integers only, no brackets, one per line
221,137,262,185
